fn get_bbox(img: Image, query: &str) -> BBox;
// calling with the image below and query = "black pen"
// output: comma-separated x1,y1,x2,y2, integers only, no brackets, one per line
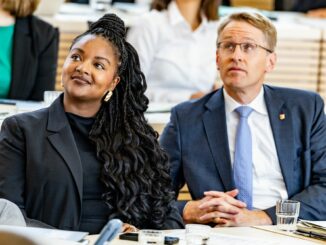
294,230,326,241
0,100,16,106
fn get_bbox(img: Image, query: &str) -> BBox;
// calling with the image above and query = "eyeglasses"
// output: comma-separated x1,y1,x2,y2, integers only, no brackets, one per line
217,41,273,55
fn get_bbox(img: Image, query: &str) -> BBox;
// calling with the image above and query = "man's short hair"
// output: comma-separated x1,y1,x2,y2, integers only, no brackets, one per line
217,12,277,52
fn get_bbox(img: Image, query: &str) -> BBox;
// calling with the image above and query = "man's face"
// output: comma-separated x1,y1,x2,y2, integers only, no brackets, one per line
216,21,276,96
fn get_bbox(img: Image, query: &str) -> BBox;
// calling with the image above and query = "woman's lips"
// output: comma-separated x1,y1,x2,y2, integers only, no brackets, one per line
71,75,91,85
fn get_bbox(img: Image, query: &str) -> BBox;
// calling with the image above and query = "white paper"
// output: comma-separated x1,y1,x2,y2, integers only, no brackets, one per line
166,228,316,245
0,225,88,242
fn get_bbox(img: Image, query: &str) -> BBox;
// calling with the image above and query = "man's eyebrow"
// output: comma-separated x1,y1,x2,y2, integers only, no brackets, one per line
221,36,256,42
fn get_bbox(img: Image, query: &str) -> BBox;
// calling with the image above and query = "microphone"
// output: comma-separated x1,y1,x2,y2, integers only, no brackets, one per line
94,219,123,245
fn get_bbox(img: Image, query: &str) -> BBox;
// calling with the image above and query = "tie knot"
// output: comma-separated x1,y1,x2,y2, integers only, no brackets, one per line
235,106,253,118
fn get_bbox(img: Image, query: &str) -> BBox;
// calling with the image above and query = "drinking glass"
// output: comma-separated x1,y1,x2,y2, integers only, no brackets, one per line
276,200,300,231
185,224,211,245
43,91,62,106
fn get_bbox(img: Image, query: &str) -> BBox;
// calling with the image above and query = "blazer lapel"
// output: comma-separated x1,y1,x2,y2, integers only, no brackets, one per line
264,85,295,194
46,96,83,202
10,18,34,99
203,89,234,191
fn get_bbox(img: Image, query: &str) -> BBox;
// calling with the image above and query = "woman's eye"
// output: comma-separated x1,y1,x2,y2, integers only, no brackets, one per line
71,54,81,61
95,63,105,70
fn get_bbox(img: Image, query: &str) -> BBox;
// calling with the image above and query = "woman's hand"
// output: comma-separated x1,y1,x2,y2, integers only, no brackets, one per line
122,223,138,233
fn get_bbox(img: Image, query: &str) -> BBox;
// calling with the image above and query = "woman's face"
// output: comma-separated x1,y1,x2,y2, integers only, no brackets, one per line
61,34,120,104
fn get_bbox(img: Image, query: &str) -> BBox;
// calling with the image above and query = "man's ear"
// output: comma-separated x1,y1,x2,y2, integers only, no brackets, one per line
216,50,220,70
265,52,277,73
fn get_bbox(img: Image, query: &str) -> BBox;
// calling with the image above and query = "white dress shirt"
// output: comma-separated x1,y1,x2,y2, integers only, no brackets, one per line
223,88,288,210
127,1,219,103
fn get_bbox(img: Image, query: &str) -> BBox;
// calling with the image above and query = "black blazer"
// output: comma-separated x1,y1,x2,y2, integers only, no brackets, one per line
0,97,183,230
9,15,59,101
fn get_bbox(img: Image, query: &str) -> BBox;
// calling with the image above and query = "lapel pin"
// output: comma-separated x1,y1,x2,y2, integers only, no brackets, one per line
279,113,285,120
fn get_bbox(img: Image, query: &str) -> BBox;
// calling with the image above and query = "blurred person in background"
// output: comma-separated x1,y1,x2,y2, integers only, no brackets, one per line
0,0,59,101
275,0,326,18
127,0,220,103
292,0,326,18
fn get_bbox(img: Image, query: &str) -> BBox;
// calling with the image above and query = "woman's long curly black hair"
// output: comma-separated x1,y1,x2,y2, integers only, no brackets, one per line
71,14,175,229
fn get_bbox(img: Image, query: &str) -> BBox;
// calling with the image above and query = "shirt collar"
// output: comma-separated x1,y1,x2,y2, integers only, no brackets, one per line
223,87,268,116
167,1,208,30
168,1,184,26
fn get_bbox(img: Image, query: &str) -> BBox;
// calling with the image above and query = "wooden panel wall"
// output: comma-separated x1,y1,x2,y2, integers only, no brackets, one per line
265,40,321,91
55,32,81,91
231,0,275,10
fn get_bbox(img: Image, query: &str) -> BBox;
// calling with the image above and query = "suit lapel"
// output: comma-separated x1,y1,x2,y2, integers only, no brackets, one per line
10,18,34,99
203,89,234,191
264,86,295,194
46,96,83,202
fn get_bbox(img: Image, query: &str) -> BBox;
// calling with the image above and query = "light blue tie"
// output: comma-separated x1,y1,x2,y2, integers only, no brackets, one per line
233,106,254,210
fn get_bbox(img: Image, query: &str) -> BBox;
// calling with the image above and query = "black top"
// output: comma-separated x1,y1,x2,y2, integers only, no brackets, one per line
66,112,109,234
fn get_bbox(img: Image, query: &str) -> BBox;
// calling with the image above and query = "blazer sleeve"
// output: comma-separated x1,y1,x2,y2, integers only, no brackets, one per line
265,94,326,224
0,116,26,209
0,116,52,228
29,24,59,101
160,107,188,214
162,201,184,229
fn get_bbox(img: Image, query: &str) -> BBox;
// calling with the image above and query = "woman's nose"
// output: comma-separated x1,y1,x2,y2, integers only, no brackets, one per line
76,62,91,75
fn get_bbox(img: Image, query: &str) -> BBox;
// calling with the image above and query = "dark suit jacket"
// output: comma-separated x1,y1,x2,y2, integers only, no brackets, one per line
160,85,326,224
8,15,59,101
292,0,326,12
0,96,183,230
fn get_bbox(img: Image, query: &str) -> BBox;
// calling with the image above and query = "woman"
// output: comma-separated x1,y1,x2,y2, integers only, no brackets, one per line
0,14,183,234
0,0,58,101
127,0,220,103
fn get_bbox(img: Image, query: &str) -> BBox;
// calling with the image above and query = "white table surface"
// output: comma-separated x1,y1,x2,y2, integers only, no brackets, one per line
86,226,321,245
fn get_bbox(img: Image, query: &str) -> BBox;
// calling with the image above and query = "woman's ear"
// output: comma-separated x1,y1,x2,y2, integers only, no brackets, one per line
111,76,120,90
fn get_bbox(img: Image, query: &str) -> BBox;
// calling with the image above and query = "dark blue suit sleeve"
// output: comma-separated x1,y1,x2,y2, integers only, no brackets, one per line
266,94,326,224
160,108,188,214
291,94,326,220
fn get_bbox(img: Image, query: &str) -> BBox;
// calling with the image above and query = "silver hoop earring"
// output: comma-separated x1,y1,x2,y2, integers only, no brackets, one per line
104,91,113,102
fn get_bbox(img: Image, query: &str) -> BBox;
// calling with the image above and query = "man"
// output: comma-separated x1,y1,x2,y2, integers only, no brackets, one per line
160,12,326,226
